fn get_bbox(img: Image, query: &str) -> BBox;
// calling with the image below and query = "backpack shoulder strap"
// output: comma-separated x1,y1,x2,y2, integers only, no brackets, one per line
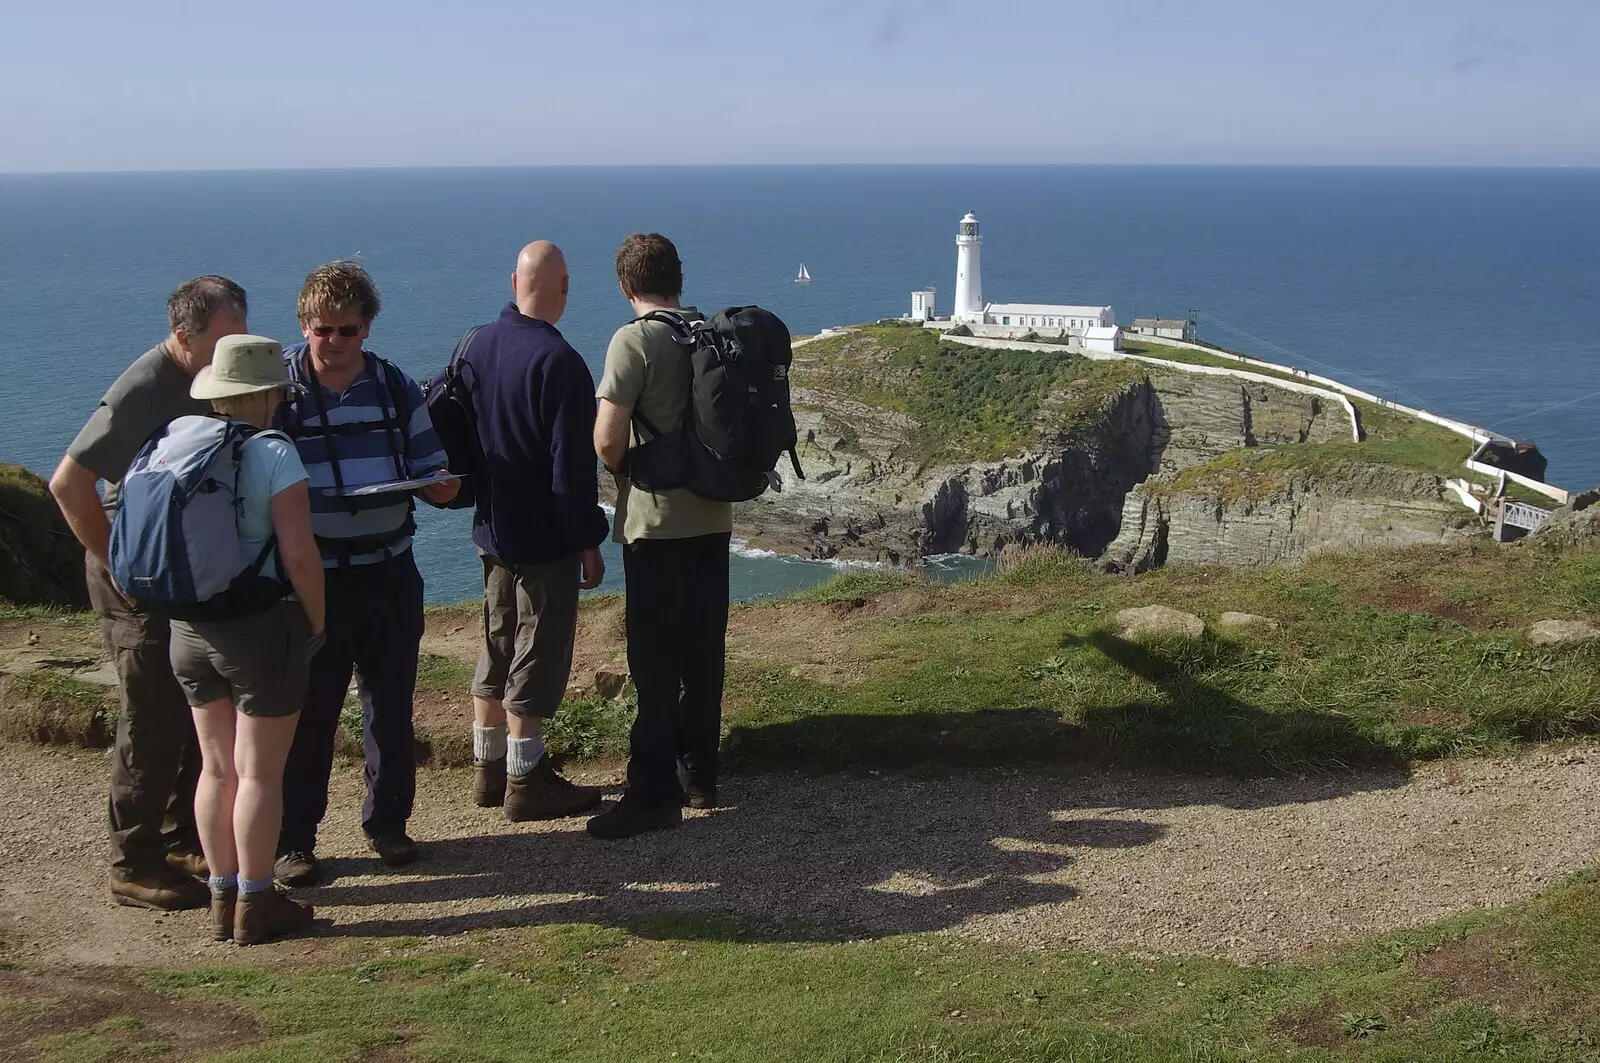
373,355,412,426
448,325,486,374
633,310,695,345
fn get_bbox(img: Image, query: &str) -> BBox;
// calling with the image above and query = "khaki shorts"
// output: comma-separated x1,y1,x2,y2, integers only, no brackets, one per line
169,603,311,718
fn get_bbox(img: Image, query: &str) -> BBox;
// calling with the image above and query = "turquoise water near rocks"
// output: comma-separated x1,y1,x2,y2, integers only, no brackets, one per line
2,165,1596,602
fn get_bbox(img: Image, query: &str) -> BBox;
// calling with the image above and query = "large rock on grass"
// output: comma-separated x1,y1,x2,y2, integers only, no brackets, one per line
1216,611,1280,633
1528,620,1600,648
1117,605,1204,641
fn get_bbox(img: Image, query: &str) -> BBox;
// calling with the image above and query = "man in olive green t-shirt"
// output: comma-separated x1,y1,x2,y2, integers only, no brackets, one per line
50,276,248,911
592,233,730,839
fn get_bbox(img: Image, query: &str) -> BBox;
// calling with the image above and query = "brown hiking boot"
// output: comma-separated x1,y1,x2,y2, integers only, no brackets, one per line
504,759,603,822
211,888,237,942
234,887,315,946
110,868,209,911
166,847,210,879
473,758,507,807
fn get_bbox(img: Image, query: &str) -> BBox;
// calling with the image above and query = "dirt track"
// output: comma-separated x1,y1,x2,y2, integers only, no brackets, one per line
2,742,1596,968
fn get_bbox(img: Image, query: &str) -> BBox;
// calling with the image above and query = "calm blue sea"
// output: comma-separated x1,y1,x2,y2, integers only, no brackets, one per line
1,166,1597,603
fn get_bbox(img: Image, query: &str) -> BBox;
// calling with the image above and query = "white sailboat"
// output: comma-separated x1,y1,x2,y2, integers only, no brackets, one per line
794,263,811,284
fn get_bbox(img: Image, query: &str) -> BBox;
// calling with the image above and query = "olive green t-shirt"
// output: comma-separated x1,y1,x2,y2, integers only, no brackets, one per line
596,307,734,544
67,343,209,511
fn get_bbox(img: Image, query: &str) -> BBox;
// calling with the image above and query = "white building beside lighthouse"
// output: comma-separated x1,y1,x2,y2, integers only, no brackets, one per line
911,211,1121,351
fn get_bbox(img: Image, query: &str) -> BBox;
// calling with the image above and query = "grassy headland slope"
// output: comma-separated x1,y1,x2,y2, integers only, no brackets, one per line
738,326,1492,566
8,538,1600,776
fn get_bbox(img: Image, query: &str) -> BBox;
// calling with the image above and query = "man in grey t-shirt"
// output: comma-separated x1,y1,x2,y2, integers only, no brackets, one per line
49,275,248,911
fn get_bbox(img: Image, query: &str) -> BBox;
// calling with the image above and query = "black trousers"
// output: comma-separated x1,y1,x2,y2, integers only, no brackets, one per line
87,554,201,880
280,551,424,852
622,533,731,806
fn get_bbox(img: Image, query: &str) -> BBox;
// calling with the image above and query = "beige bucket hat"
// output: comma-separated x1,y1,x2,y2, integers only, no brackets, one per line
191,334,293,400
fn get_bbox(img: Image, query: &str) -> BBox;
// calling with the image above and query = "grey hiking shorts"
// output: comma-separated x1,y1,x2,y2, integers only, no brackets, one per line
169,602,311,718
471,551,581,719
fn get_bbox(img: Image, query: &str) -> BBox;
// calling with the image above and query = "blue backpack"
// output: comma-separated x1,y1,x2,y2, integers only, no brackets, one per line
109,415,290,621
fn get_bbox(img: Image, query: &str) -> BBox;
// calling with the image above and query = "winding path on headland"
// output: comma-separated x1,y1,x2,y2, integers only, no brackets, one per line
3,741,1597,969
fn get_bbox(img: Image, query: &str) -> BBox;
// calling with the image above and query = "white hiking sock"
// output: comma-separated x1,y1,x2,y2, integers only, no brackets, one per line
506,735,546,778
473,724,507,764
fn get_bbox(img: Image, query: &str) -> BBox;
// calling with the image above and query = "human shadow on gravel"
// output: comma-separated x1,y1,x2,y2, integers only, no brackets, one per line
303,787,1167,944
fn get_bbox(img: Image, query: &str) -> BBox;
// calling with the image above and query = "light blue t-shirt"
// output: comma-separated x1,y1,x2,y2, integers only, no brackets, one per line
238,432,310,573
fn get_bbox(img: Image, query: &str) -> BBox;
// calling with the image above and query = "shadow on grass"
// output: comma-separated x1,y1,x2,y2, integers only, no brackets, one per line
726,630,1411,780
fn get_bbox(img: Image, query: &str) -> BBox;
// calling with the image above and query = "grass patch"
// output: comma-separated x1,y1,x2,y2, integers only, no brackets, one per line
544,695,635,759
722,541,1600,775
0,670,116,747
796,325,1144,467
786,570,919,604
88,871,1600,1062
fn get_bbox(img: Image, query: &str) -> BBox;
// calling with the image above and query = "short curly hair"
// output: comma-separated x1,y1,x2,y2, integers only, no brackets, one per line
297,260,381,324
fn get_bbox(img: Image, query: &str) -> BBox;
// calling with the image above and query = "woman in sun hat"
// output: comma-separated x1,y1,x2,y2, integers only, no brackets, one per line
168,334,326,946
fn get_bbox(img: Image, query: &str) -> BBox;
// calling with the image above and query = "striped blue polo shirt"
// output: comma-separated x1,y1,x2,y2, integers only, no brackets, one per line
279,344,449,567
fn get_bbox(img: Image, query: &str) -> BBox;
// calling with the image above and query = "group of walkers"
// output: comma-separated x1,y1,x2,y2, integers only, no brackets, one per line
50,233,740,945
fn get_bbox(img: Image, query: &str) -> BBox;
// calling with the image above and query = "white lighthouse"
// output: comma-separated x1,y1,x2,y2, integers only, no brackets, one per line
953,211,984,324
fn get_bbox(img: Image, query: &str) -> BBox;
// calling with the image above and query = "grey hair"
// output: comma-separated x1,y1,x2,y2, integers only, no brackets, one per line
166,275,248,337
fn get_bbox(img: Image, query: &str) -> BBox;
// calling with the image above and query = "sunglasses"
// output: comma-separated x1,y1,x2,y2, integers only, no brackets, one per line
310,324,363,338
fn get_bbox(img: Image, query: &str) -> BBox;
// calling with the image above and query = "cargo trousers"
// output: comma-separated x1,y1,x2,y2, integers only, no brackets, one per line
85,554,202,881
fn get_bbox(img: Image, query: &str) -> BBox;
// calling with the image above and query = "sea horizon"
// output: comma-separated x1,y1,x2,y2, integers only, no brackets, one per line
4,161,1600,178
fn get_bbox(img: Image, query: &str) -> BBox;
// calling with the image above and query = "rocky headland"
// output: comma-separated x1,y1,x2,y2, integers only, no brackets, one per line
737,325,1483,569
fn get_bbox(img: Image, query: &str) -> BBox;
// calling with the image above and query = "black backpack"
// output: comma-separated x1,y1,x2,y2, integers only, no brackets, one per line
627,307,804,503
421,325,485,511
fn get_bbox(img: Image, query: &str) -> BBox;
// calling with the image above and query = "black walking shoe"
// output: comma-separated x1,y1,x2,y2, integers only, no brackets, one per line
273,850,322,888
504,759,603,822
367,832,420,867
679,785,719,810
676,761,718,809
473,757,507,807
586,797,681,840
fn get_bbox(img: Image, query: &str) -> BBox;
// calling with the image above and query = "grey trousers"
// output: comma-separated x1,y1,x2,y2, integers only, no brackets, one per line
86,553,201,880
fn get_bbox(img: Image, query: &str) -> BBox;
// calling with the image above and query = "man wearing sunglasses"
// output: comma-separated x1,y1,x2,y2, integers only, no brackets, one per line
273,260,457,886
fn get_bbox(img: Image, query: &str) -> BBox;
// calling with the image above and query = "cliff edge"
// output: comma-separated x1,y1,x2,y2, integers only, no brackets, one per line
0,463,87,608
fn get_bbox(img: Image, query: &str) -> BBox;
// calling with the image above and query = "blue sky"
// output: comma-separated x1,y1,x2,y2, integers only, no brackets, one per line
2,0,1596,171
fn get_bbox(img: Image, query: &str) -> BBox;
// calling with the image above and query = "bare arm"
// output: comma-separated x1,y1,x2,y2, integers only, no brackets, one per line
48,455,111,567
594,398,631,473
269,482,325,634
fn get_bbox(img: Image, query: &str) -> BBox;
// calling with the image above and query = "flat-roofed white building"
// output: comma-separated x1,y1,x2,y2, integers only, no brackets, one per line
984,303,1114,332
910,289,937,321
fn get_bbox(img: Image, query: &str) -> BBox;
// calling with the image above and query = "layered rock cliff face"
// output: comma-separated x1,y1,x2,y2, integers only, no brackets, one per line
1100,465,1474,573
736,328,1468,568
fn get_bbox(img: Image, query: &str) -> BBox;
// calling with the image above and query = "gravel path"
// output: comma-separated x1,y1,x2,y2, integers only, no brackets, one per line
2,744,1596,967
